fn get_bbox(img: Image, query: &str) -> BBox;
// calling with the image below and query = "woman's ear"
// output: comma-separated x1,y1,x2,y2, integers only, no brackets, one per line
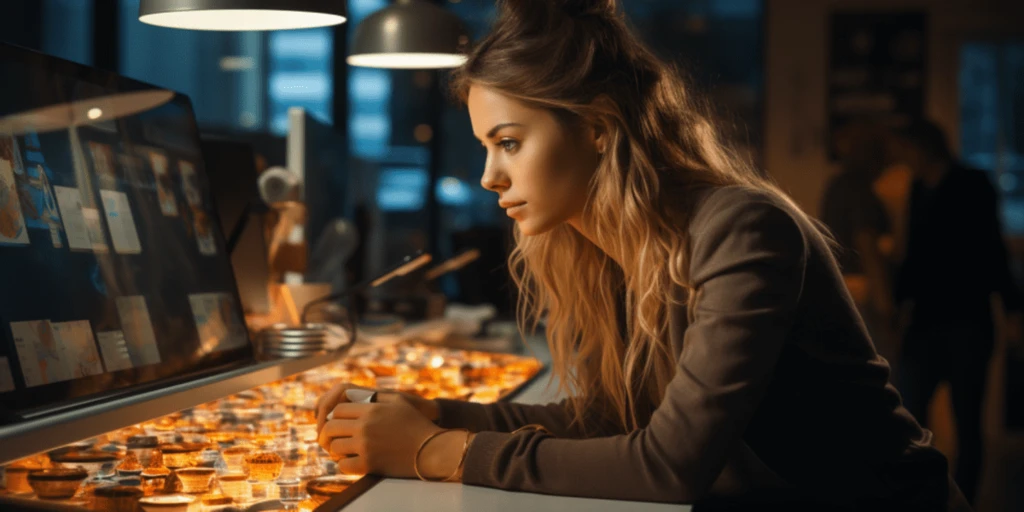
588,95,615,155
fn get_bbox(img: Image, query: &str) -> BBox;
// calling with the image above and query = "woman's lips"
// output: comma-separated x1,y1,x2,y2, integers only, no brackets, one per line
504,203,526,217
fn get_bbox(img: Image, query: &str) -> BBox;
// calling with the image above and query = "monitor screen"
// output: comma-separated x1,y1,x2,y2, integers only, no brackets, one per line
0,43,252,419
201,137,271,315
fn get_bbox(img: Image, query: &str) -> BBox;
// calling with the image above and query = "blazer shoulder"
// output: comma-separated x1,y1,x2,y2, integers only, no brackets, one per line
687,186,809,277
689,186,803,237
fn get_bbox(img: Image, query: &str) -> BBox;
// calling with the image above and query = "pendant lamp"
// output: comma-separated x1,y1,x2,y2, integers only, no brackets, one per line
348,0,468,69
139,0,347,31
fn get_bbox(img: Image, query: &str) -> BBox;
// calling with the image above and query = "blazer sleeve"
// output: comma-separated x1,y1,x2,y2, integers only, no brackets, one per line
457,194,809,502
435,398,599,439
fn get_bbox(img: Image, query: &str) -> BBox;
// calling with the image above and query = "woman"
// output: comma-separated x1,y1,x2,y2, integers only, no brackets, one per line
316,1,964,509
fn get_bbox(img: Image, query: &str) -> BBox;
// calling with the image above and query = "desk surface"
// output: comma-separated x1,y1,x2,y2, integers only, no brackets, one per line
340,335,693,511
342,479,689,512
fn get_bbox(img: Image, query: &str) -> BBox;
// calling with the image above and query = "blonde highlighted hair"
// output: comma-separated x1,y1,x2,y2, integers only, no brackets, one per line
452,0,818,432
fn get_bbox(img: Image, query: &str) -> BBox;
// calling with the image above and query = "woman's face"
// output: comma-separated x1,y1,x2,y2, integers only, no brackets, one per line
468,86,602,236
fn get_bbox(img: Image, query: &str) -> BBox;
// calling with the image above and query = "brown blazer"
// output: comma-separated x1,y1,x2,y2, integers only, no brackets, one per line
436,186,963,510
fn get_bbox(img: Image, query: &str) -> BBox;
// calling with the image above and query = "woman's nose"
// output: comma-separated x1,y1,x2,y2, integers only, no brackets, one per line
480,162,508,192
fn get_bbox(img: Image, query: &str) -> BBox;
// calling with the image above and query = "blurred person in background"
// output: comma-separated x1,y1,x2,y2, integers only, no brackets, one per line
893,118,1024,505
821,122,899,369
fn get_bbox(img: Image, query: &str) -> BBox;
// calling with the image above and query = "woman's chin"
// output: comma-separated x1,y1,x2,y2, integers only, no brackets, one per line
516,218,557,237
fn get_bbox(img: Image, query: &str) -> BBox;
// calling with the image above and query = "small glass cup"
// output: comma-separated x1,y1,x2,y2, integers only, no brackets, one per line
277,478,304,510
3,467,33,494
158,443,205,470
126,436,160,467
244,450,283,500
115,452,145,478
140,470,170,497
92,485,143,512
27,467,88,500
174,467,216,494
221,445,254,473
217,472,251,502
244,451,283,482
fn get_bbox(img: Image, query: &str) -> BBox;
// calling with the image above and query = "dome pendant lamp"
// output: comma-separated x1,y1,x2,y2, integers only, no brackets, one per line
348,0,469,69
139,0,347,31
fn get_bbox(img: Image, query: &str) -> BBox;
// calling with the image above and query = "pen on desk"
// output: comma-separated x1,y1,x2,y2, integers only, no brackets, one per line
424,249,481,281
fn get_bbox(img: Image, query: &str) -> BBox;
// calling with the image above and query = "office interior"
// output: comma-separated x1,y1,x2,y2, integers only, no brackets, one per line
0,0,1022,511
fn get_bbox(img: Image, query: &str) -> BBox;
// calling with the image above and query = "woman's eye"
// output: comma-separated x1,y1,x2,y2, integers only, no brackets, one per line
498,139,519,152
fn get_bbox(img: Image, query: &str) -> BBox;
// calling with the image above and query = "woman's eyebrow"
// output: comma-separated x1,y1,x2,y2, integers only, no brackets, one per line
486,122,524,138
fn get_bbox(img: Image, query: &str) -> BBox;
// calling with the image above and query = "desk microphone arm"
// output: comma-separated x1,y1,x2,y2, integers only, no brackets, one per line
300,252,433,324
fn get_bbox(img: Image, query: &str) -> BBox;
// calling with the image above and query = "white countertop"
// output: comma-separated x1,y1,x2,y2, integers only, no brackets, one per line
341,479,689,512
338,334,693,511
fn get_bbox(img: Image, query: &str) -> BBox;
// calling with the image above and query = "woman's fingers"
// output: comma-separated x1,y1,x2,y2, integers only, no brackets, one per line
328,436,361,459
330,402,372,421
318,419,358,451
322,419,359,438
336,454,368,476
316,384,376,431
316,384,351,431
374,392,401,404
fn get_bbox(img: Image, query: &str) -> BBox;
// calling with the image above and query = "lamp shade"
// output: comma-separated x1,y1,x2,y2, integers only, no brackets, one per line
348,0,469,69
139,0,347,31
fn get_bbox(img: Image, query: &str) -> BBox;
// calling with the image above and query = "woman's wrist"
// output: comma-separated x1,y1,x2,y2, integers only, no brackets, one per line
419,429,473,481
425,398,441,423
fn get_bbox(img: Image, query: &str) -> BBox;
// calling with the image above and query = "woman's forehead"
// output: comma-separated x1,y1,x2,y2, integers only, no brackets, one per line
468,86,552,137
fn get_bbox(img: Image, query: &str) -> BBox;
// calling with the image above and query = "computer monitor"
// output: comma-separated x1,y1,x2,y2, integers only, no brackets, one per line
201,137,271,314
0,43,252,419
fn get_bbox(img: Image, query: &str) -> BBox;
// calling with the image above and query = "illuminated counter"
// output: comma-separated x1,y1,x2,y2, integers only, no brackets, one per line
0,338,543,511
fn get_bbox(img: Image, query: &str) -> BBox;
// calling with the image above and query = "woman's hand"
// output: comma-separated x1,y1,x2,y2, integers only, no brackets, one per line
315,383,440,433
317,394,468,479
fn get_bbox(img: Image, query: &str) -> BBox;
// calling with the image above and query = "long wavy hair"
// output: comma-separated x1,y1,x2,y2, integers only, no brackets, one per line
452,0,817,432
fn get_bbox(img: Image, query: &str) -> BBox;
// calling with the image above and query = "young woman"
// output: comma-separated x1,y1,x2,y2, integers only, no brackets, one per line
316,1,965,509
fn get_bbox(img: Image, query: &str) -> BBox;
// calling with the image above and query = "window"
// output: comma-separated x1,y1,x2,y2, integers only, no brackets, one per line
119,0,333,134
960,41,1024,234
348,0,391,160
625,0,765,159
268,29,334,134
120,0,267,130
1,1,92,66
42,0,93,65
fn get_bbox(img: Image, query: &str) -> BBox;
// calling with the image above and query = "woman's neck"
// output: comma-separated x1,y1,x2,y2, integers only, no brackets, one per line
567,216,624,268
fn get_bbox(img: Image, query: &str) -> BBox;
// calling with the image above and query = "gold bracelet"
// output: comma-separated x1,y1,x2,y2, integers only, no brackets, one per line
510,423,552,436
414,428,469,482
444,431,472,482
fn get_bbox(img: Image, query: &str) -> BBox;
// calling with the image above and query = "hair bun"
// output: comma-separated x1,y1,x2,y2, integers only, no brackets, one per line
497,0,616,31
558,0,617,17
